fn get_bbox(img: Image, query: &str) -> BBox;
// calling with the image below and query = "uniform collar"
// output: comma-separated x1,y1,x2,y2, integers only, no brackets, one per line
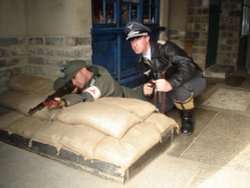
143,47,151,60
150,41,161,59
86,66,100,87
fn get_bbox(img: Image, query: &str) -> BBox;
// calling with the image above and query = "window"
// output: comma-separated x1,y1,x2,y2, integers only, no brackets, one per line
121,0,139,24
92,0,159,26
93,0,116,24
142,0,159,24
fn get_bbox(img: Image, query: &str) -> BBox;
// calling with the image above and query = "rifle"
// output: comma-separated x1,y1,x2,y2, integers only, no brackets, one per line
152,72,167,113
28,80,75,115
151,59,167,114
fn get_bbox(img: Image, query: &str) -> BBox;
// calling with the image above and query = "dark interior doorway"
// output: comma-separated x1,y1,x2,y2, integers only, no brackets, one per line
206,0,221,68
238,0,250,73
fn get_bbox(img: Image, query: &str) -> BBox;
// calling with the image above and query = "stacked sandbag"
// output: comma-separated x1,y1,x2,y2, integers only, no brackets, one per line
0,74,179,170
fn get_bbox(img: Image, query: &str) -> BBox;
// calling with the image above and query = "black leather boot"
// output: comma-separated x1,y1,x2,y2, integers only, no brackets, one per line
180,110,194,135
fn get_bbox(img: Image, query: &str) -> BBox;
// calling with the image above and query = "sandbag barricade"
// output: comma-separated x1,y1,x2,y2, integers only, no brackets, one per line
0,74,179,183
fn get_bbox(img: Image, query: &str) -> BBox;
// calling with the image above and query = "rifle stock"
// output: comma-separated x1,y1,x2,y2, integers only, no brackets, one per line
28,80,74,116
152,60,167,114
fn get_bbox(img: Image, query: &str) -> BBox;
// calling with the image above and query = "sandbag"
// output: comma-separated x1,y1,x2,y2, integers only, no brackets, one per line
31,121,73,150
0,111,25,129
94,122,161,167
145,113,180,134
5,116,45,138
8,74,54,95
55,101,141,138
59,124,106,159
97,97,158,119
0,90,56,119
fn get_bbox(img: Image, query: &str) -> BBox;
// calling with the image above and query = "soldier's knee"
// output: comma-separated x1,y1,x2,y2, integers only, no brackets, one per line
173,93,194,110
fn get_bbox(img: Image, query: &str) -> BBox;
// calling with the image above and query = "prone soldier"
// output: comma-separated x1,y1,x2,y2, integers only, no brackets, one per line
30,60,145,112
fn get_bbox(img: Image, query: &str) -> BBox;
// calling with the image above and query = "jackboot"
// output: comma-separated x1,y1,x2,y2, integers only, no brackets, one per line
179,110,194,135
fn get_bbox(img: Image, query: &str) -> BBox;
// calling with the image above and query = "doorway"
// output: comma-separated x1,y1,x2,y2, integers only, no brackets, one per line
206,0,221,68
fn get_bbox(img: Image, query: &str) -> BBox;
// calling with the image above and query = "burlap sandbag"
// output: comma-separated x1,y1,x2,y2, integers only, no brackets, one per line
145,113,179,134
93,122,161,168
59,124,106,159
55,101,141,138
31,121,73,150
0,111,25,130
8,74,54,95
96,97,158,119
6,116,45,138
0,90,57,119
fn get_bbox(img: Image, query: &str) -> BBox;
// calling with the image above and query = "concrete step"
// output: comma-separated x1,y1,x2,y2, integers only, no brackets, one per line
205,64,234,79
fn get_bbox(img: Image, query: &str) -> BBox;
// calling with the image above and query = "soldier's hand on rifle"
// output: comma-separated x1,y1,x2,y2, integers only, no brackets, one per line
143,81,155,96
43,97,68,109
154,79,173,92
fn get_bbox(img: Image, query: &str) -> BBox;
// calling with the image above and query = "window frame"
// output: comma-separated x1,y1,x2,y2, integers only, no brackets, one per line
92,0,160,28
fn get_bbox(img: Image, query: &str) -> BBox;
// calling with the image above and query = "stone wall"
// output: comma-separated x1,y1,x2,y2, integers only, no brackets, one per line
186,0,242,69
0,35,92,91
0,37,27,91
0,37,27,68
27,36,92,78
185,0,210,69
0,36,92,68
0,0,92,91
168,0,242,70
167,0,188,49
216,0,242,67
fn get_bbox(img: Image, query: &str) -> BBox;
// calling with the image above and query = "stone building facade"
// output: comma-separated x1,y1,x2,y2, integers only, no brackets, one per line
0,0,244,91
169,0,242,70
216,0,242,67
0,36,92,90
0,0,92,91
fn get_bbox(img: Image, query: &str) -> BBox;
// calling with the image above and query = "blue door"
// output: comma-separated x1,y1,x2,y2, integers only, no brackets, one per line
91,0,161,87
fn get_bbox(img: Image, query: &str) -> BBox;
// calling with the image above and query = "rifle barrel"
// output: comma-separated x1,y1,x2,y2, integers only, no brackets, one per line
27,80,74,115
27,103,45,116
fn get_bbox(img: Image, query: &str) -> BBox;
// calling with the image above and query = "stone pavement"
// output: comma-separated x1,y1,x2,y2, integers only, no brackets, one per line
0,70,250,188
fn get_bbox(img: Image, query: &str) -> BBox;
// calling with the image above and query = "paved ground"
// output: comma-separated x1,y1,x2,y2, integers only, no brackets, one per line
0,68,250,188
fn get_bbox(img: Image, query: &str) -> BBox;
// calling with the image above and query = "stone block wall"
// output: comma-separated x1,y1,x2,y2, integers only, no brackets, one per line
0,37,27,91
216,0,242,67
0,37,27,68
27,36,92,78
167,0,209,69
186,0,242,69
0,35,92,91
168,0,242,70
185,0,210,69
167,29,186,50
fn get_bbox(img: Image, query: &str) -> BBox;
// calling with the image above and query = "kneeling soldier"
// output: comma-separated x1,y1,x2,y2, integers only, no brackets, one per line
124,22,206,135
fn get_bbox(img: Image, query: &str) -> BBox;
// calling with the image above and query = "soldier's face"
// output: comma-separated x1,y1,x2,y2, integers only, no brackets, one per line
72,68,89,89
130,36,150,55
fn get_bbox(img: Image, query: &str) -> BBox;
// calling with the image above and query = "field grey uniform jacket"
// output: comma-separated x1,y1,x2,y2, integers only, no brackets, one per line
62,65,145,106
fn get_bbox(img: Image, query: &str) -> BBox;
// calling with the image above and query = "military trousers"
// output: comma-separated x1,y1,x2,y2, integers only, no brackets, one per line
162,72,207,111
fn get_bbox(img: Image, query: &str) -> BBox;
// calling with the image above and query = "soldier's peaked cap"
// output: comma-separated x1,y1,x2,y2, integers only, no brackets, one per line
124,22,151,40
